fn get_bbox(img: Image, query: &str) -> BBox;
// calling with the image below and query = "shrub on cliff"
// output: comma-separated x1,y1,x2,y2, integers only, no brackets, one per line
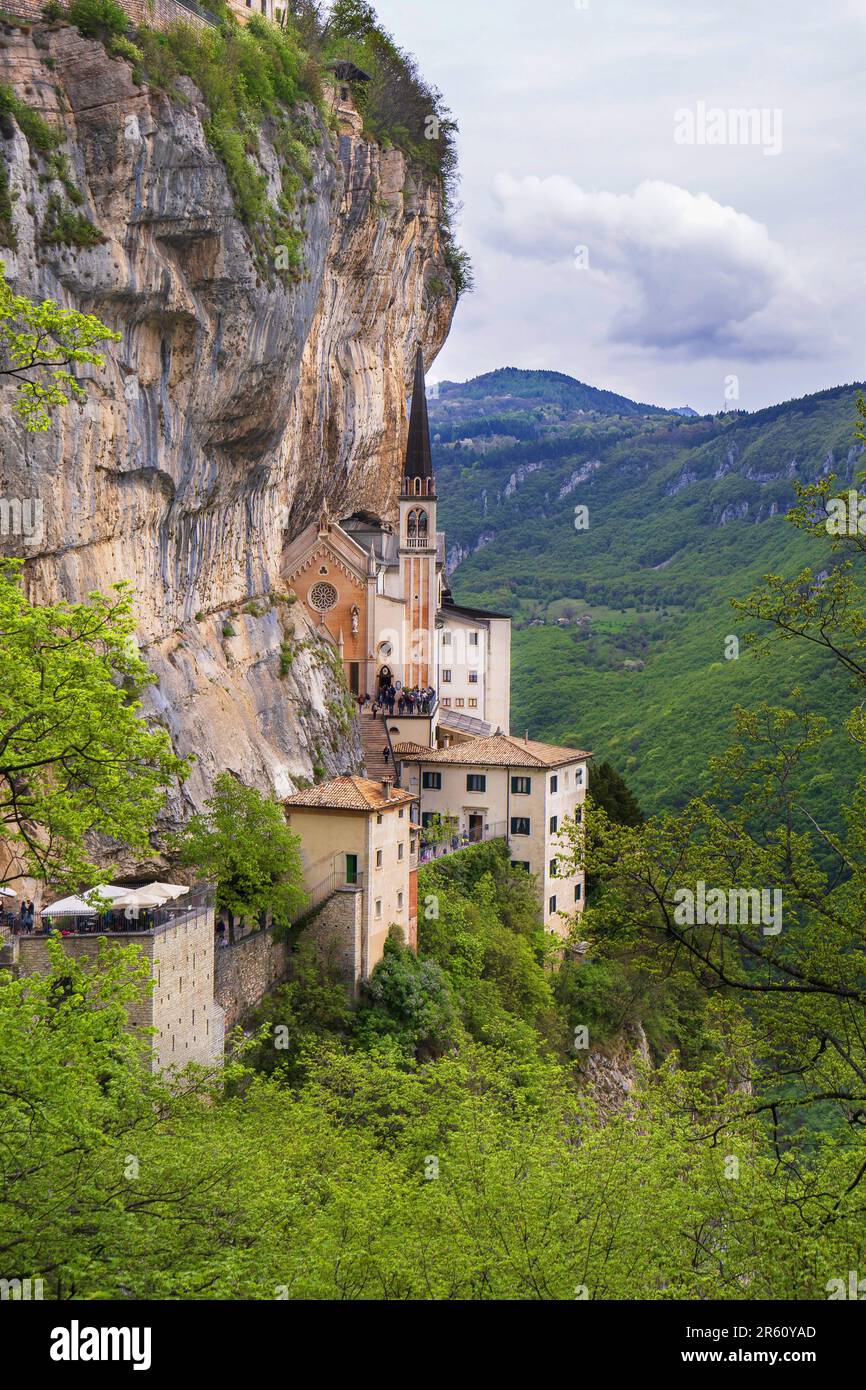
131,16,319,266
325,0,458,180
67,0,130,39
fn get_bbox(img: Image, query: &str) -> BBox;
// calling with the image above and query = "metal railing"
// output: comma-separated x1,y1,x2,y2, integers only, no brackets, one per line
384,697,438,720
216,867,363,948
173,0,221,25
419,821,508,865
293,866,365,920
36,882,215,938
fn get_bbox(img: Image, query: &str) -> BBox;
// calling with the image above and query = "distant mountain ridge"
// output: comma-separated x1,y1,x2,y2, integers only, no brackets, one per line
433,370,866,828
429,367,670,429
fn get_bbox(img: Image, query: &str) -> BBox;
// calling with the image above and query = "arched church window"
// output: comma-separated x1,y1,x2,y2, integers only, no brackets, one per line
414,478,422,496
407,510,418,537
309,581,338,611
417,510,428,535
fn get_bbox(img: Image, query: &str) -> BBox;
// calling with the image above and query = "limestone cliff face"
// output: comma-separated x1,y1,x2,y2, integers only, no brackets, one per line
0,22,456,820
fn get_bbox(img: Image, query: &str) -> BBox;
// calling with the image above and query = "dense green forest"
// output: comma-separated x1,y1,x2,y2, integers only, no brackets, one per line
432,373,864,827
5,832,866,1301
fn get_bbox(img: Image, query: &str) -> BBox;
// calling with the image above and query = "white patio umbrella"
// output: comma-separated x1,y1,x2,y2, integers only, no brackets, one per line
0,886,17,898
111,887,172,910
83,885,129,903
42,894,101,917
141,882,189,899
42,885,127,916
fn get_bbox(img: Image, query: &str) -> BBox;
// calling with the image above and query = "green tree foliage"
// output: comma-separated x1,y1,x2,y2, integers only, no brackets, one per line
241,941,356,1084
589,760,644,826
0,562,187,889
67,0,130,39
3,937,863,1299
172,772,306,935
556,401,866,1191
357,930,460,1058
0,259,119,431
419,809,457,846
418,841,563,1051
0,939,263,1299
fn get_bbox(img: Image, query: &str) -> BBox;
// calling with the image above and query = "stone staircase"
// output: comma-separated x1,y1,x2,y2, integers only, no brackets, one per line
359,710,393,781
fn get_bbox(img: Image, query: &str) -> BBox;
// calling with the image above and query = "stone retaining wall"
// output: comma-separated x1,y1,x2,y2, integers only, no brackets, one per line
214,887,365,1028
0,0,213,33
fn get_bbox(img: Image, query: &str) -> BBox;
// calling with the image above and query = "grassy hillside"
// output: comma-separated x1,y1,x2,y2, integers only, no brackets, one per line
431,374,865,821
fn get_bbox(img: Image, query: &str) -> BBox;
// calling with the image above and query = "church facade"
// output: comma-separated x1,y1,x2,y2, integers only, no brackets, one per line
282,347,511,749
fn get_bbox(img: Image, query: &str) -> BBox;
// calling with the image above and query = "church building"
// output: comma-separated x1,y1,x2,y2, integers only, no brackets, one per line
282,346,587,943
282,347,512,750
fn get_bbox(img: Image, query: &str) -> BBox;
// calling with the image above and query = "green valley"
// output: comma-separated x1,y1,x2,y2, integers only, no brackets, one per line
432,370,865,823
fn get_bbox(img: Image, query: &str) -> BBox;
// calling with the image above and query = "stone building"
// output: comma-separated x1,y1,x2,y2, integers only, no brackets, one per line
283,774,419,982
227,0,278,19
283,342,589,939
394,733,589,935
11,885,225,1073
325,60,370,138
436,600,512,738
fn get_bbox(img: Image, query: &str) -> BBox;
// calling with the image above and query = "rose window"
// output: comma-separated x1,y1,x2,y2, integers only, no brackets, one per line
309,581,338,611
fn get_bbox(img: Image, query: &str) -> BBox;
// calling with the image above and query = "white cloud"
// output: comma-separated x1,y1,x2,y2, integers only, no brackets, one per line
488,174,825,358
373,0,865,410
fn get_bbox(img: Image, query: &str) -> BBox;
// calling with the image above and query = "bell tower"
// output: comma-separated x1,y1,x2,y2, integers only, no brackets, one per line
399,346,438,691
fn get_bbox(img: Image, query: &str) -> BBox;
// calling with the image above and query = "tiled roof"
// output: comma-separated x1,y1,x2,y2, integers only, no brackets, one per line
440,601,512,623
393,732,590,769
391,741,432,757
283,775,417,812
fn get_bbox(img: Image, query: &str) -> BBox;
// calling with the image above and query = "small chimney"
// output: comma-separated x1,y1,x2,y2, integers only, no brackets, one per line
524,729,529,744
443,734,451,749
382,776,394,800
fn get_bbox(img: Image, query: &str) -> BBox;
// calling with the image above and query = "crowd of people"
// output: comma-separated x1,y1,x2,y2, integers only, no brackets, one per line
356,684,436,718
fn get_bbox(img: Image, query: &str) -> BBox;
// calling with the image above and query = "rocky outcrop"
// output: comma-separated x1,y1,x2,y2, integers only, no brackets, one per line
578,1022,650,1117
0,22,456,823
446,529,495,574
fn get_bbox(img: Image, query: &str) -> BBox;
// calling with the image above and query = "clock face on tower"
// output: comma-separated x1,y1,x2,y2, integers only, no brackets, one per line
309,581,338,612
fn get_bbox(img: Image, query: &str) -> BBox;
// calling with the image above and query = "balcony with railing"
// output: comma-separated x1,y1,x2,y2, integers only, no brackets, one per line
418,820,508,865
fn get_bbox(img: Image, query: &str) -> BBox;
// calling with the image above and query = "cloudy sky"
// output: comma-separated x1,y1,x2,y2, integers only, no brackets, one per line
372,0,865,413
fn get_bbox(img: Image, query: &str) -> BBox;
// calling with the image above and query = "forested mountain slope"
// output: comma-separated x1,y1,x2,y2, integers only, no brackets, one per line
432,374,865,821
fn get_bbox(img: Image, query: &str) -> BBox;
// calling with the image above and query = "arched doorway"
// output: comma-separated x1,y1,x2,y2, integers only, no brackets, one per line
378,665,393,693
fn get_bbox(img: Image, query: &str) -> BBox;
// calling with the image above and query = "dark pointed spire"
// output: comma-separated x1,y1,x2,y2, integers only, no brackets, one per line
402,346,435,497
